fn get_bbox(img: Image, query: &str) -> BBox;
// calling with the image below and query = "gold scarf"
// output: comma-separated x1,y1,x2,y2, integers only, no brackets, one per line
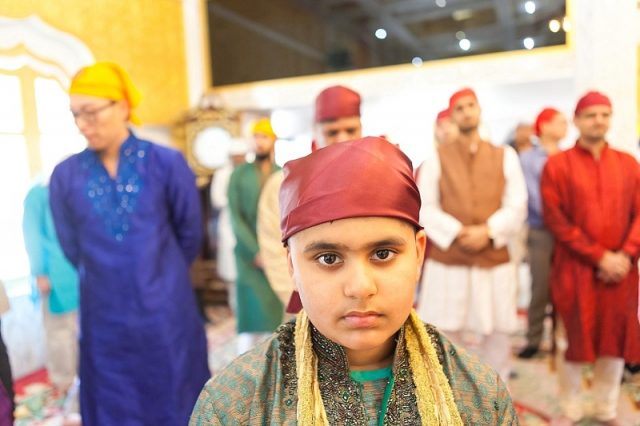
294,309,463,425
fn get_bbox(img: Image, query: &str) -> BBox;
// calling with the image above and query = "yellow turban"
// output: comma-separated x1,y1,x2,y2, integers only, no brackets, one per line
69,62,142,125
252,118,276,139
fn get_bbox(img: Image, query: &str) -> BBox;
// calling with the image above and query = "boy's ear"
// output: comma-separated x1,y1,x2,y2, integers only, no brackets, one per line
286,247,299,291
415,229,427,276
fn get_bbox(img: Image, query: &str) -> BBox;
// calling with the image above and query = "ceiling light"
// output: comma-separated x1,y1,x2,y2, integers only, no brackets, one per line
524,1,536,14
412,57,423,67
375,28,387,39
455,31,466,40
523,37,535,50
548,19,561,33
459,38,471,51
562,16,572,32
435,0,447,7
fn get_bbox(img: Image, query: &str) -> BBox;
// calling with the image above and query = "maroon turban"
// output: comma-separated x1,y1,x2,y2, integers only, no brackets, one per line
314,85,361,123
281,136,421,313
280,136,421,243
449,88,477,111
436,109,450,122
534,107,560,136
574,91,612,116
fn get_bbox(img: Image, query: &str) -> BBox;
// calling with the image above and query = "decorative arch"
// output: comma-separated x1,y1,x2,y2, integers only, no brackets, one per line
0,15,94,85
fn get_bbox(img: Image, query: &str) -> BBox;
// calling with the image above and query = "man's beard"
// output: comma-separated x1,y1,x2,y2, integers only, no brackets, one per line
459,125,477,134
255,152,271,162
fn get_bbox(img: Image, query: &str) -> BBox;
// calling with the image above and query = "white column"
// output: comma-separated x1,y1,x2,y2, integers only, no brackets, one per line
182,0,210,107
572,0,638,153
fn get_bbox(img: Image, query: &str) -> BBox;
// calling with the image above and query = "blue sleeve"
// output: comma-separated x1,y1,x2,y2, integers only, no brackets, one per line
166,150,203,264
49,164,80,267
22,186,46,276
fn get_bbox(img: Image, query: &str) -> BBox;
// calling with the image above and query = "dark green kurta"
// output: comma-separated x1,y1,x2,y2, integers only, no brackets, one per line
190,320,519,425
227,161,283,333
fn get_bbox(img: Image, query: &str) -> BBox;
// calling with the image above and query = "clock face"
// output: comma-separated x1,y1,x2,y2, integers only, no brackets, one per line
192,126,233,170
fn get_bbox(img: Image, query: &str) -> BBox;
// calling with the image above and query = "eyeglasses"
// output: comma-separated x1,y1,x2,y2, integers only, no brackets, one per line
71,101,116,123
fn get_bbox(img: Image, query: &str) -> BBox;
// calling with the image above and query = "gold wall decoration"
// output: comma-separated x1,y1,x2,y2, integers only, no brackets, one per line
174,106,241,186
2,0,189,126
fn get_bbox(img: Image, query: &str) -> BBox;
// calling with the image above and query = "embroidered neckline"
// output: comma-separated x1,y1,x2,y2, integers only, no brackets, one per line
276,319,445,425
80,133,149,241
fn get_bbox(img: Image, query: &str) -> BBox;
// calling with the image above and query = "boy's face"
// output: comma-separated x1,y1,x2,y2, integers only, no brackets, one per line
287,217,426,360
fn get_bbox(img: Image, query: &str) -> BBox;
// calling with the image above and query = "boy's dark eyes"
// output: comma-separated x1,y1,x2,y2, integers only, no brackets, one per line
318,254,339,265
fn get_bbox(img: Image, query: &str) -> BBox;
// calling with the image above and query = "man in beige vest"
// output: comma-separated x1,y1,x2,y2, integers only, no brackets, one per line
416,88,527,382
257,86,362,312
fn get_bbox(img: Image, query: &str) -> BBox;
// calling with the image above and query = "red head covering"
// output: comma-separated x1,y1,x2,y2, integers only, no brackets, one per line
534,107,560,136
281,136,421,313
574,91,612,116
436,109,450,122
280,136,421,243
314,85,361,123
449,88,477,111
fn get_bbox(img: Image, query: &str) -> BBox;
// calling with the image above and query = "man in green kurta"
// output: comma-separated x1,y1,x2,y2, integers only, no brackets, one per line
228,118,283,351
192,137,519,425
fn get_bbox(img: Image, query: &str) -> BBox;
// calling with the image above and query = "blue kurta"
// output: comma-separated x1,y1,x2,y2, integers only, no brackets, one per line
23,182,79,314
49,133,210,425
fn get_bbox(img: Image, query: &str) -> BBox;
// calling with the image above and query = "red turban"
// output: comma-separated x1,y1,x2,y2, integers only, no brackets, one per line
449,88,477,111
534,108,560,136
281,136,421,313
436,109,450,122
574,91,612,116
279,136,421,243
314,85,361,123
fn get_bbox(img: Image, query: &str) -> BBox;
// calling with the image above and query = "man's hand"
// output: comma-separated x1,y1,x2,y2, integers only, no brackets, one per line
457,225,491,253
597,251,631,283
36,275,51,295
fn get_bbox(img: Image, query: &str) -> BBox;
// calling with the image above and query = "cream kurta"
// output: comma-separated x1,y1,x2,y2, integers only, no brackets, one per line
210,163,236,283
416,145,527,334
257,170,294,306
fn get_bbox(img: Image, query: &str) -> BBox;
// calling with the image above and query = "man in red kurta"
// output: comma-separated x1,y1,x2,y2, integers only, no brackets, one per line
541,91,640,425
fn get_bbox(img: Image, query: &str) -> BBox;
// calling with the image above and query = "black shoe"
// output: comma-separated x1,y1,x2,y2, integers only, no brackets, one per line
517,346,539,359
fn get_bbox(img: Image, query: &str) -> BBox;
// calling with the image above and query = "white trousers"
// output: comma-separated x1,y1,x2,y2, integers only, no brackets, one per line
556,320,624,421
42,300,78,390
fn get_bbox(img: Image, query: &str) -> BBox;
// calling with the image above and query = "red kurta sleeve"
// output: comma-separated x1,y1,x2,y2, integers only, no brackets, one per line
621,160,640,258
541,156,606,265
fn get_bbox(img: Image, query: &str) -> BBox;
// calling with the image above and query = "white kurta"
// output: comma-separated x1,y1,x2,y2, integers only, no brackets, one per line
416,145,527,335
257,170,295,306
211,163,237,283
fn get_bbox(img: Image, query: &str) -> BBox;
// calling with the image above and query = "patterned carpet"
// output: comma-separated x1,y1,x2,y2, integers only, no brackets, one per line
13,306,640,425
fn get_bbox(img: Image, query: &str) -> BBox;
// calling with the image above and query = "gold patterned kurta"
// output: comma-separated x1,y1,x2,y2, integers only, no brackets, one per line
190,321,519,425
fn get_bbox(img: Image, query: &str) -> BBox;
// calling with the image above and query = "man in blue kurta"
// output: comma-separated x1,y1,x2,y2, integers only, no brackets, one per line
49,62,209,425
23,179,79,406
228,118,283,353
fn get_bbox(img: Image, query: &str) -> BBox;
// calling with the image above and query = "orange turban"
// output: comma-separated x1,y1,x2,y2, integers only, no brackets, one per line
314,85,361,123
69,62,142,125
574,91,612,116
534,108,560,136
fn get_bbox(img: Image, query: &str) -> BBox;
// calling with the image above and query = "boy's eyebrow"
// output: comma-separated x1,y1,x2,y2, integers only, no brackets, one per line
303,237,407,254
